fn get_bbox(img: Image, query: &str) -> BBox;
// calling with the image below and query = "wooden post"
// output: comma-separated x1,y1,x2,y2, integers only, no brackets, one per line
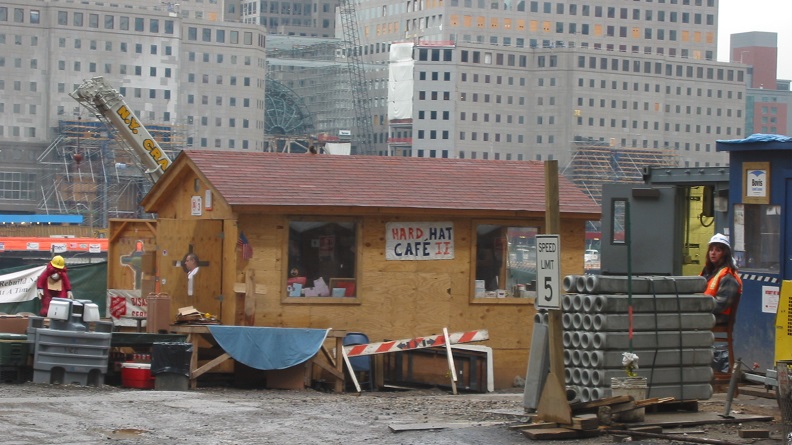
244,269,256,326
536,160,572,424
341,347,362,393
443,327,458,395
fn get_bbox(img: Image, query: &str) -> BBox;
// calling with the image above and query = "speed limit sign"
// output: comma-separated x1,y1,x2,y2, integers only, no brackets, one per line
535,235,560,309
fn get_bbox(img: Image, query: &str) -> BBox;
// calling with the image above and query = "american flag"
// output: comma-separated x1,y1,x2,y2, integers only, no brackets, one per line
237,232,253,260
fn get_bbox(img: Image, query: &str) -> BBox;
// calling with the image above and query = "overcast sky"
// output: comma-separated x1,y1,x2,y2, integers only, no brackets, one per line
717,0,792,80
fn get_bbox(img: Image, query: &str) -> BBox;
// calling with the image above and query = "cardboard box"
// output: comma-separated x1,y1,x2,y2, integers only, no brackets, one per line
0,315,29,335
266,361,311,390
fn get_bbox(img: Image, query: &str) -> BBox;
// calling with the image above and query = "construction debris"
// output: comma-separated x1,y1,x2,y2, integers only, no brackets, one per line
512,393,775,441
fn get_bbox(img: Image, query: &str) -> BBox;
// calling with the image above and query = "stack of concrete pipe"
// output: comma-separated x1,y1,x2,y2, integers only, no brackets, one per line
558,274,715,403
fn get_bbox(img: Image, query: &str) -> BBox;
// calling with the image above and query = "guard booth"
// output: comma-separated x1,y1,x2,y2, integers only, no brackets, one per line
600,136,790,371
716,135,790,370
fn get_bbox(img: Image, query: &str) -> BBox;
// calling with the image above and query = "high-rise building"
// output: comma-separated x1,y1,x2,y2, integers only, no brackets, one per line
0,0,265,214
730,31,791,136
0,0,758,217
343,0,747,167
240,0,339,37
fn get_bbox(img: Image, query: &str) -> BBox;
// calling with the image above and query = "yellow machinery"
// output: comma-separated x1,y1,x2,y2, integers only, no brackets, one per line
777,281,792,363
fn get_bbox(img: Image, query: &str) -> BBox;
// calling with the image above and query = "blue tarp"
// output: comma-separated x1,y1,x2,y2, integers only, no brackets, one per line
207,326,330,370
717,133,792,144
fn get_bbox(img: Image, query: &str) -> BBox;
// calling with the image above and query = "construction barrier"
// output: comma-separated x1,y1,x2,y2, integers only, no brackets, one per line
344,329,489,357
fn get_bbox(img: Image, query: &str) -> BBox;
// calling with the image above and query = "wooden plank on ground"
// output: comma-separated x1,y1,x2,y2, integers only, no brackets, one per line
570,414,599,431
389,421,503,432
628,426,663,434
632,412,774,428
521,427,581,440
511,421,558,430
645,399,699,413
738,386,776,399
738,429,771,438
634,397,675,408
609,401,638,413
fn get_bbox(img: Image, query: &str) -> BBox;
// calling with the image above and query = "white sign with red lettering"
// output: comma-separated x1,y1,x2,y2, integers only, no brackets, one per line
191,195,202,216
762,285,779,314
385,222,454,260
106,289,147,327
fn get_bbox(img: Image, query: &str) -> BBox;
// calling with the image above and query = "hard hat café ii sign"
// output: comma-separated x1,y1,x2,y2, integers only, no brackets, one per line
386,222,454,260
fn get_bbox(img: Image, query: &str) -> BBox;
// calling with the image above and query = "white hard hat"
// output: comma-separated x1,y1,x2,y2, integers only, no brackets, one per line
709,233,730,250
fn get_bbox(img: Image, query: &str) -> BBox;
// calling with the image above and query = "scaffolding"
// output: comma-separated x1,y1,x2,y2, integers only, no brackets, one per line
37,118,186,230
562,137,679,205
264,36,358,153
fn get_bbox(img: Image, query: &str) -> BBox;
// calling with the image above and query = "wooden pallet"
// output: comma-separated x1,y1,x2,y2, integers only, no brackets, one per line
515,414,603,440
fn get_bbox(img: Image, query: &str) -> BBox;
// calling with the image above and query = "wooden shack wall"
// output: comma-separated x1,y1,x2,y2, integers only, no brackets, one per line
107,219,158,291
235,213,588,389
131,169,237,322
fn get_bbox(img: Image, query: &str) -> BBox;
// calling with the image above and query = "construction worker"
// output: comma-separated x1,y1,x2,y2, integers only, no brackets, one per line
36,255,74,316
700,233,742,325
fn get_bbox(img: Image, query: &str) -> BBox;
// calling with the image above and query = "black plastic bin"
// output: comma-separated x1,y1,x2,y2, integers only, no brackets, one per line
151,342,192,391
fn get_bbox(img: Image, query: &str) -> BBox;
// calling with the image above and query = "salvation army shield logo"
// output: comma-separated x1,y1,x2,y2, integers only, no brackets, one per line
110,295,127,319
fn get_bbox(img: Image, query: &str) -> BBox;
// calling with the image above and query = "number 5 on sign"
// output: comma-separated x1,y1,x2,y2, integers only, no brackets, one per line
536,235,561,309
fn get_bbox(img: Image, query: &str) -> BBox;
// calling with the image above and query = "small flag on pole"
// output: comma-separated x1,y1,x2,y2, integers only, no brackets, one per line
237,232,253,260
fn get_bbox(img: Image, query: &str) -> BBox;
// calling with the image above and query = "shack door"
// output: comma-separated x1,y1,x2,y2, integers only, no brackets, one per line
600,184,684,276
156,219,224,321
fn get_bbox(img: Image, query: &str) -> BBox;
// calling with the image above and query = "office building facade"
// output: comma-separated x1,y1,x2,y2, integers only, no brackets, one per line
0,0,265,213
730,31,791,136
350,0,746,167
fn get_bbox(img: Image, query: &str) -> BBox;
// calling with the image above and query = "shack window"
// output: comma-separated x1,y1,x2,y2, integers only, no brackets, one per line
287,220,358,299
733,204,780,272
474,224,538,298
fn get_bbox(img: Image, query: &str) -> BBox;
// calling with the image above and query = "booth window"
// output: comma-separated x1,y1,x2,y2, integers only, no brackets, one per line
474,224,538,298
734,204,780,272
286,220,358,299
610,199,627,244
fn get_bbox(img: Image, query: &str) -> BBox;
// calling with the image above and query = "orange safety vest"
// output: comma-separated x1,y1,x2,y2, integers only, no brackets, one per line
702,267,742,316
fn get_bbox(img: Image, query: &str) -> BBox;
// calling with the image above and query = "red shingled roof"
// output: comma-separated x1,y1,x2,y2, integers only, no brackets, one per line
173,150,600,215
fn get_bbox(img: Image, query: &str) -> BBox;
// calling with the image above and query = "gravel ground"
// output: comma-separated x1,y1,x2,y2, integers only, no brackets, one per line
0,382,784,445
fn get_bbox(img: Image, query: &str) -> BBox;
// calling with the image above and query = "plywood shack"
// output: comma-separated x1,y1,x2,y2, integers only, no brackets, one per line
139,151,600,389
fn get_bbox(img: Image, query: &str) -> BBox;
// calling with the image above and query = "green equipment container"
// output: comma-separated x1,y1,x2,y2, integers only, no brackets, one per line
0,333,29,367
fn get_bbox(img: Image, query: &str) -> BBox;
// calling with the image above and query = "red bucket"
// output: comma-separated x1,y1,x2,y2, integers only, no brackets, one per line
121,362,154,389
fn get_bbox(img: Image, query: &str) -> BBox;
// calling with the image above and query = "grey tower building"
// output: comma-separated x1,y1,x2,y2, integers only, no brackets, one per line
338,0,746,168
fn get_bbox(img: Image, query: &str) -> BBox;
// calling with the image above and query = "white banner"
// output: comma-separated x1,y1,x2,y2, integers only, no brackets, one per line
107,289,146,327
0,265,46,303
385,222,454,260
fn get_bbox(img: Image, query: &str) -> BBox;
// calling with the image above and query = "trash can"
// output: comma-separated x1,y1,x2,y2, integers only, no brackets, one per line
146,293,171,334
151,342,192,391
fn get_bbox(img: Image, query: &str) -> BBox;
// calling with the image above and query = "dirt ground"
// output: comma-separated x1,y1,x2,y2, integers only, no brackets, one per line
0,382,784,445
